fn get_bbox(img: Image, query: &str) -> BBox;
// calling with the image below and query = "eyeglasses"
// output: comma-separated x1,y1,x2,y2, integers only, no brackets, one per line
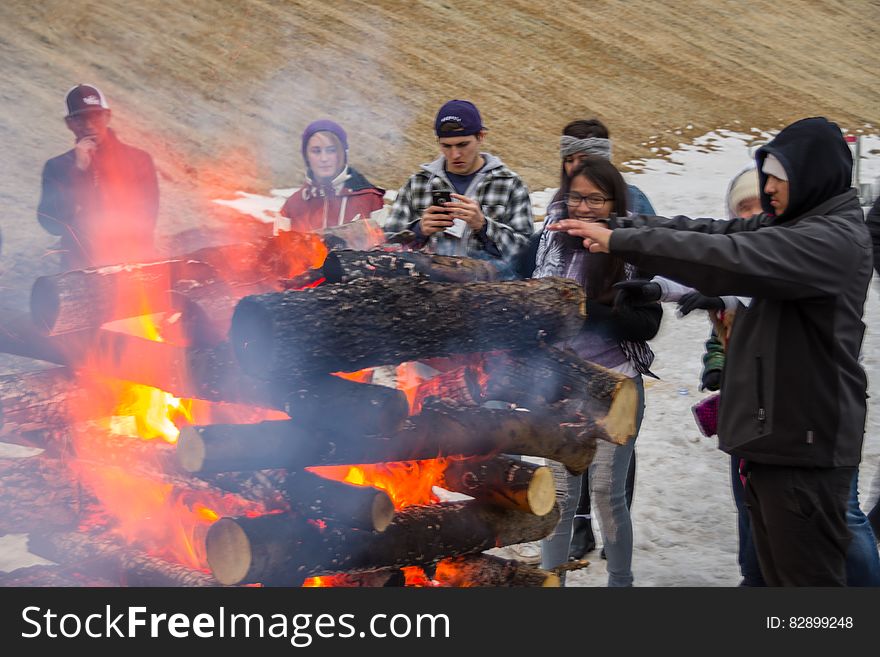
563,192,613,208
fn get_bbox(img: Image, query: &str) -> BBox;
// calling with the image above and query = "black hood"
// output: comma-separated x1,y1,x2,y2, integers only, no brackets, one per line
755,117,852,221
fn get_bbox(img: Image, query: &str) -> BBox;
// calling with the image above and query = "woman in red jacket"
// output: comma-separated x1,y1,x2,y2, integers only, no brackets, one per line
279,119,385,231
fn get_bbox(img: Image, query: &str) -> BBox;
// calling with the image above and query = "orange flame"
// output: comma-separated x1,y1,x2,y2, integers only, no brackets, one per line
308,459,448,509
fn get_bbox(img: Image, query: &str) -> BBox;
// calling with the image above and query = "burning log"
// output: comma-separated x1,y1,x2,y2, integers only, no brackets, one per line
27,531,219,587
316,217,385,251
29,259,218,335
205,500,560,585
169,282,264,348
282,250,501,288
178,401,601,476
0,367,78,434
434,554,560,587
442,455,556,516
0,456,95,534
409,364,483,414
230,277,586,378
484,345,635,407
0,565,118,587
285,470,396,532
279,374,409,435
0,313,102,366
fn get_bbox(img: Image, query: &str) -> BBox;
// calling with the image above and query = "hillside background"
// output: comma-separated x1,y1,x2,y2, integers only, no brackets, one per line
1,0,878,314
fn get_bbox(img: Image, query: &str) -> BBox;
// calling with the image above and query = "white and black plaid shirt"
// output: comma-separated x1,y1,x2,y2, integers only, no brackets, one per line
384,154,534,262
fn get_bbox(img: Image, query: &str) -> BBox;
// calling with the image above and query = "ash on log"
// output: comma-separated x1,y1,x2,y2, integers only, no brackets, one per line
315,217,385,252
282,250,501,288
434,554,560,587
178,400,604,476
441,455,556,516
285,470,395,532
205,500,561,586
29,259,219,335
28,531,219,587
230,277,586,378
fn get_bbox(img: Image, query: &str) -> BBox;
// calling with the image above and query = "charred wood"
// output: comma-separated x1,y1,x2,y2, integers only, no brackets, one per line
230,277,586,378
434,553,561,587
205,500,560,585
29,260,219,335
0,564,118,587
483,347,640,444
0,368,78,434
282,250,501,288
285,470,395,532
27,531,219,587
177,401,599,475
0,456,94,534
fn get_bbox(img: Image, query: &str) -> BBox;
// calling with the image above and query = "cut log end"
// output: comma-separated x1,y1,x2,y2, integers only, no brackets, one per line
229,297,274,376
372,493,395,532
206,518,252,586
176,426,205,473
30,276,60,334
602,377,639,444
527,466,556,517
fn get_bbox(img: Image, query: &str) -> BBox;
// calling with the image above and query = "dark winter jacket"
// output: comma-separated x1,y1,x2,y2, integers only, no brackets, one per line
37,128,158,270
280,166,385,231
605,117,870,467
866,194,880,276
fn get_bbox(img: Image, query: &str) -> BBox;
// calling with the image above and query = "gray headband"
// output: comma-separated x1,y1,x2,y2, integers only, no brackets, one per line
560,135,612,161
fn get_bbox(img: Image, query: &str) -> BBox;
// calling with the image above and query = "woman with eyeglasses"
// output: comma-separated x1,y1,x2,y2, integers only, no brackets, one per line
276,119,385,233
533,155,661,586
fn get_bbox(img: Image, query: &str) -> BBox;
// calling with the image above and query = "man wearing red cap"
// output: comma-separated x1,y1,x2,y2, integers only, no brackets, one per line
37,84,159,270
278,119,385,232
384,100,533,265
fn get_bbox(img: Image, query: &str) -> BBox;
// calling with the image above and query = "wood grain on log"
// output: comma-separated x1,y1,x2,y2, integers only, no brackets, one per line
442,455,556,516
0,367,77,434
230,277,586,378
205,501,560,585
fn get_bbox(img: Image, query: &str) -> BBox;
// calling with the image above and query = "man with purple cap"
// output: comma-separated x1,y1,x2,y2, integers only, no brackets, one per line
278,119,384,232
384,100,533,265
37,84,159,270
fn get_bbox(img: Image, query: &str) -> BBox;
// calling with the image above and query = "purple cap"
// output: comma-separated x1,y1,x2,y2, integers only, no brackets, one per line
301,120,349,161
65,84,109,117
434,100,484,137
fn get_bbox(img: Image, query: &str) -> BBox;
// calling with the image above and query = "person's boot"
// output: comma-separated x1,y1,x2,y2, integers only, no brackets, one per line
568,514,596,560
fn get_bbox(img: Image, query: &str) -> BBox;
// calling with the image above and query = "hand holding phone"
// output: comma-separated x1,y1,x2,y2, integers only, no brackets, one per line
432,190,452,209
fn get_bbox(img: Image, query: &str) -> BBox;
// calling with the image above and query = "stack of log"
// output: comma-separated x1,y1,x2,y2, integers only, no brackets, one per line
0,226,639,587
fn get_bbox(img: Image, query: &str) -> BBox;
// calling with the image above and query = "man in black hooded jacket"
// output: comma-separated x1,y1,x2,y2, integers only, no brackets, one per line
547,117,872,586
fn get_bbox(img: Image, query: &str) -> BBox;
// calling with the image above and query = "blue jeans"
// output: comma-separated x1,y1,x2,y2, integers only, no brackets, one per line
740,467,880,586
541,376,645,586
730,456,765,586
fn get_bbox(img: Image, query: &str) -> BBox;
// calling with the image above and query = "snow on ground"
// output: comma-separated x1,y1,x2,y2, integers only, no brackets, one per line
3,129,879,585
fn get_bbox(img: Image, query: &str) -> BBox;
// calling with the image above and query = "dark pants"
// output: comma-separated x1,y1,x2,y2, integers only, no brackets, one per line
745,463,854,586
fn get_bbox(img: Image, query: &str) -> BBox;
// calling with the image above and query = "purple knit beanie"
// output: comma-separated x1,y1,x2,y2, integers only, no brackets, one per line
301,119,349,162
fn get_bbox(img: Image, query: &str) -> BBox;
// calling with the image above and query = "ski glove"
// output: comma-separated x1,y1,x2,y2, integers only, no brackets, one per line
677,291,725,316
612,279,662,308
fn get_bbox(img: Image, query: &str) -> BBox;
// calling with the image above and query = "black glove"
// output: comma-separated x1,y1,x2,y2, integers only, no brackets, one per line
612,279,662,307
700,369,722,392
677,291,725,316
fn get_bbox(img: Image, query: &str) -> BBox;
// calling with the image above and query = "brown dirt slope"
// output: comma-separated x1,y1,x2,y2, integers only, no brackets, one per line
0,0,878,315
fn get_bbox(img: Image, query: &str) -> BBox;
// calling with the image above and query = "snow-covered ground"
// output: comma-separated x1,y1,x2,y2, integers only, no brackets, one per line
3,129,879,586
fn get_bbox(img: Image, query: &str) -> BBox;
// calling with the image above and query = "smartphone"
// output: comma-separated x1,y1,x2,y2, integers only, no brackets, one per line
432,190,452,208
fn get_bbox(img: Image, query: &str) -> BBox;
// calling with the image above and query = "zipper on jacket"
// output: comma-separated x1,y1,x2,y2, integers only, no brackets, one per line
755,355,766,424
